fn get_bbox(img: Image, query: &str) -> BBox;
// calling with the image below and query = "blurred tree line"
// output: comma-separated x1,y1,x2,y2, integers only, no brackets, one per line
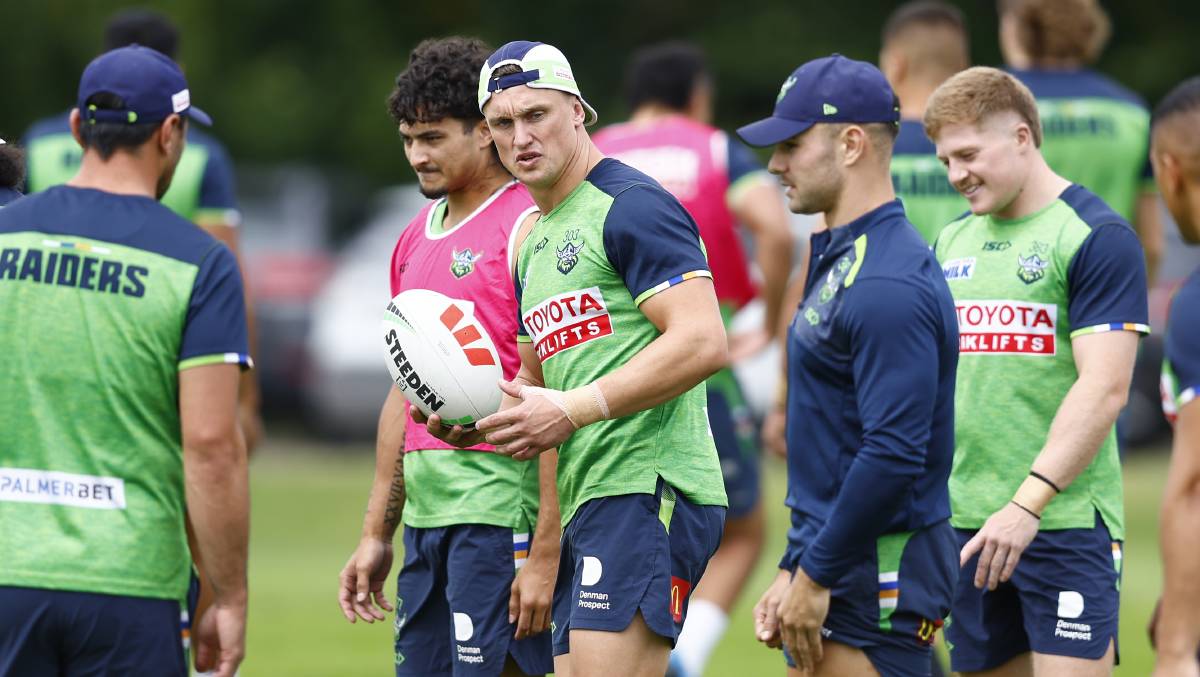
3,0,1197,191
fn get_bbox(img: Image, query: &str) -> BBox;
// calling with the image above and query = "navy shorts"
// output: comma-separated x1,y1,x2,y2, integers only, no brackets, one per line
552,479,726,656
0,586,187,676
707,368,761,518
394,524,553,677
947,513,1122,672
782,520,957,677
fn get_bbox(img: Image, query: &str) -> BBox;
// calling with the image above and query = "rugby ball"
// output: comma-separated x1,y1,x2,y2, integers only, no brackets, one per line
381,289,503,426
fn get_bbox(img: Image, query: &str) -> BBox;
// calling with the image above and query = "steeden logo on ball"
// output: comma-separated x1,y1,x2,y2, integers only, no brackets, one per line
381,289,503,426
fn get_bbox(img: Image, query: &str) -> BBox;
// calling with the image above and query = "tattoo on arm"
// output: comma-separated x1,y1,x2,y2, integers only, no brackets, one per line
383,453,405,531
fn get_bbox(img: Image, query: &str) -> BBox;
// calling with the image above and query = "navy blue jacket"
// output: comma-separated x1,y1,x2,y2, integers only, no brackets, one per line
782,200,958,587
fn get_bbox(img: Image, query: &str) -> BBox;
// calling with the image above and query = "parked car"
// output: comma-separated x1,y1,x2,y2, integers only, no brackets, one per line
238,166,337,418
304,185,428,438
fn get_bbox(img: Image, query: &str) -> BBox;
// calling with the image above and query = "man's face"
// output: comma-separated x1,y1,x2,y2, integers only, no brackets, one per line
484,86,582,190
399,117,485,199
935,113,1032,216
767,126,843,215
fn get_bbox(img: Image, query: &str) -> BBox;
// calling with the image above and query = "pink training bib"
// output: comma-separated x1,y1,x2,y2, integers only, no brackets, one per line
389,181,537,452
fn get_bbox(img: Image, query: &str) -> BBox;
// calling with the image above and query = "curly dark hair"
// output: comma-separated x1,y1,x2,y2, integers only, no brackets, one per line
387,37,493,129
0,141,25,191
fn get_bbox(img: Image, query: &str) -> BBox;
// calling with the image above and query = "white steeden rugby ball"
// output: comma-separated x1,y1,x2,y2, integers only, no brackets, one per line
381,289,502,426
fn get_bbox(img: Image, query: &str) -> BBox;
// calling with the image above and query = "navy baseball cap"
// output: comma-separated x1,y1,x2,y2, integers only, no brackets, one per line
77,45,212,127
737,54,898,147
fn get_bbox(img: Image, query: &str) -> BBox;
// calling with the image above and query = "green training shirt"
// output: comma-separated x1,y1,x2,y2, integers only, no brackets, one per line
935,185,1147,538
0,186,250,600
515,159,727,528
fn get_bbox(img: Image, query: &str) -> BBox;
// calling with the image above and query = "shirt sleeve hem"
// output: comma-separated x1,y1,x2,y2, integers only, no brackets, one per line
516,335,532,343
632,270,713,306
179,353,254,371
1069,322,1151,339
193,208,243,227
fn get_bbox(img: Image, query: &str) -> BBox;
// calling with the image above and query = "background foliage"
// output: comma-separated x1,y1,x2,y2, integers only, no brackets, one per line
5,0,1198,189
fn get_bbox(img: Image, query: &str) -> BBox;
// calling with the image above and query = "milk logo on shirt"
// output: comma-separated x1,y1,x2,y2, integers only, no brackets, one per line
942,257,976,281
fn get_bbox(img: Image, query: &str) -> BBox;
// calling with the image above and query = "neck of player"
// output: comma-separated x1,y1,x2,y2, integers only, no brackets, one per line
827,170,898,230
528,131,603,214
996,157,1073,220
68,151,159,199
445,163,513,230
894,80,944,121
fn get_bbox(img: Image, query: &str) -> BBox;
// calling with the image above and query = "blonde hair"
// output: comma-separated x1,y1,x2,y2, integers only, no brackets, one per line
1000,0,1111,65
923,66,1043,146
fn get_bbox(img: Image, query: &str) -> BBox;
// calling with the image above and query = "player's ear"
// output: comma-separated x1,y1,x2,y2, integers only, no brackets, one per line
69,108,85,146
475,119,493,148
157,114,184,156
841,125,868,166
571,96,585,127
1154,151,1182,198
1014,121,1034,150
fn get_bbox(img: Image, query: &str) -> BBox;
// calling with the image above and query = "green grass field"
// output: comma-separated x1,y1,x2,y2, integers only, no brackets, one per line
241,436,1170,675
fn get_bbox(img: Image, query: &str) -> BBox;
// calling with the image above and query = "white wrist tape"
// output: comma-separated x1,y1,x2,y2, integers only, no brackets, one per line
518,382,610,430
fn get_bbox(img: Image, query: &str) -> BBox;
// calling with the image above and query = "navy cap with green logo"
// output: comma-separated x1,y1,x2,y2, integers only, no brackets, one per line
77,44,212,126
737,54,898,147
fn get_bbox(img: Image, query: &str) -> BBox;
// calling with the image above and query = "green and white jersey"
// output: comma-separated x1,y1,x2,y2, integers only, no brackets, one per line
934,185,1148,537
1011,68,1153,222
515,159,727,528
0,186,250,600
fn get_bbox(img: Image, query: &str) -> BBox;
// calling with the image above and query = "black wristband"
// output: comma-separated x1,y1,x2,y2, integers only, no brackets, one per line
1029,470,1061,494
1010,500,1041,520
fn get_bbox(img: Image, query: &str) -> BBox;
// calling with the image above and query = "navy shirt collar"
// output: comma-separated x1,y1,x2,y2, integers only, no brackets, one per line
837,199,906,239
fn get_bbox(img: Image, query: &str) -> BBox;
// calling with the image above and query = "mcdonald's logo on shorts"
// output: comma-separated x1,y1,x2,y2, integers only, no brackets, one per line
669,576,692,623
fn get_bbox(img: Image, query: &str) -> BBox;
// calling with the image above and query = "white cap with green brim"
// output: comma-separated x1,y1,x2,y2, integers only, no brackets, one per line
478,41,598,126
